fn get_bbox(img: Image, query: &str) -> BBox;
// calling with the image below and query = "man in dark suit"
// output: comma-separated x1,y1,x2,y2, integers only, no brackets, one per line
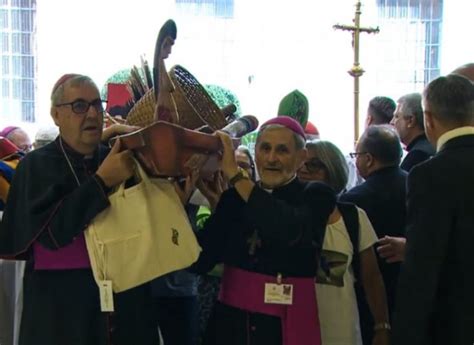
340,125,407,344
392,74,474,345
390,93,435,172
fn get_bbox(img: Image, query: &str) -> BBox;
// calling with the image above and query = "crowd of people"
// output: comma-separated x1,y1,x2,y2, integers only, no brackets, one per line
0,62,473,345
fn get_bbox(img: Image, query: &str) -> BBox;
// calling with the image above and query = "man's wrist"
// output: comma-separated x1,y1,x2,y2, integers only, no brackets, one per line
94,174,113,194
373,322,391,332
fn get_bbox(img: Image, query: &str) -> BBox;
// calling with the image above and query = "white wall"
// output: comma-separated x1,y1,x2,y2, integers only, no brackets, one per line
439,0,474,74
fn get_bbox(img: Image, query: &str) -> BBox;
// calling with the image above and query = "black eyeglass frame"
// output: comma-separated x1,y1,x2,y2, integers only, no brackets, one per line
55,98,107,115
303,158,327,173
349,151,368,159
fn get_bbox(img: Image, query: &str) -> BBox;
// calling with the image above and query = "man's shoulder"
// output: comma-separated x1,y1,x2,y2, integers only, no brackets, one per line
16,142,60,169
410,145,472,184
407,154,445,191
403,149,431,163
301,180,336,202
302,180,334,193
341,175,391,210
341,182,369,199
412,148,454,172
411,136,435,155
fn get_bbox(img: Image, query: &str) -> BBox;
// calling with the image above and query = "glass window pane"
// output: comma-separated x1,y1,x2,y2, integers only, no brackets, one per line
1,33,9,52
22,101,35,122
1,1,36,123
420,1,432,19
430,22,440,42
21,56,34,77
0,9,9,29
175,0,234,18
12,55,21,75
2,79,9,97
21,9,32,31
10,10,32,31
428,45,439,68
376,0,442,94
22,33,31,53
215,0,234,18
21,79,34,100
12,0,31,8
12,78,21,98
11,10,20,30
12,32,30,53
2,55,9,75
12,32,20,53
431,0,442,18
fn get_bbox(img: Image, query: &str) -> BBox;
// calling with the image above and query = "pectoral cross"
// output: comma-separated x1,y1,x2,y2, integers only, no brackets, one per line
334,1,379,144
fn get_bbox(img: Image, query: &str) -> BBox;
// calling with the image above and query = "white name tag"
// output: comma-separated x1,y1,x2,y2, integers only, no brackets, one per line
264,283,293,305
99,280,114,312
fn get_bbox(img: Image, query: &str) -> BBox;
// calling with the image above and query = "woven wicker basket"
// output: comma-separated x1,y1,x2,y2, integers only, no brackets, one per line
172,81,206,130
125,85,201,130
126,89,156,127
170,65,227,131
127,65,229,131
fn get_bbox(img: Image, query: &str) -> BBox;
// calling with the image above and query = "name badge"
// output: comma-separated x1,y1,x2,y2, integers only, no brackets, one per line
99,280,115,312
264,283,293,305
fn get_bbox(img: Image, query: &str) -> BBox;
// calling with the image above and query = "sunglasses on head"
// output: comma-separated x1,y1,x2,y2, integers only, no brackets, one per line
55,98,106,115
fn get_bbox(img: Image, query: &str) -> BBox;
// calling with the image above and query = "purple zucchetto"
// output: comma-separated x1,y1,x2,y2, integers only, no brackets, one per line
0,126,19,139
260,116,306,140
51,73,81,96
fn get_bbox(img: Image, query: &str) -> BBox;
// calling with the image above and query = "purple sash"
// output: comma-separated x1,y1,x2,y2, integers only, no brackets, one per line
219,265,321,345
33,233,90,270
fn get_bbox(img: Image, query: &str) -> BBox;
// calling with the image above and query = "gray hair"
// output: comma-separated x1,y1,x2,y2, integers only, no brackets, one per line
359,125,402,166
34,126,59,148
398,93,424,130
256,124,305,150
423,74,474,126
50,75,98,105
236,144,256,179
306,140,348,194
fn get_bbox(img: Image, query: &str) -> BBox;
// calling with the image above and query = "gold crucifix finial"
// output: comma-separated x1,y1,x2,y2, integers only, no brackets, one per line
334,1,379,144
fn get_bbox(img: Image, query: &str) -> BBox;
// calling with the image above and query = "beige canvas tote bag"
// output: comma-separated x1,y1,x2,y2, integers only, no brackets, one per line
85,159,201,292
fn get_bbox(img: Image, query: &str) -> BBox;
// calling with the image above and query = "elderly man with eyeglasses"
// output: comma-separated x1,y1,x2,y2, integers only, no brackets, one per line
0,74,159,345
340,124,407,345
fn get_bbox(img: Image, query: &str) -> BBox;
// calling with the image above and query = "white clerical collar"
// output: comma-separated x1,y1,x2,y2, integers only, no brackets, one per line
436,126,474,152
259,174,297,193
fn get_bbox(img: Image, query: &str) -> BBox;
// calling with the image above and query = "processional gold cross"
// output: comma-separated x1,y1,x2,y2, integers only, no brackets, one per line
334,1,379,144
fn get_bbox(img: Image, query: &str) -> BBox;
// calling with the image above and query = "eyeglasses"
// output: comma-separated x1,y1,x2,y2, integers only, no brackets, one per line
349,151,368,158
304,158,327,173
55,98,106,115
